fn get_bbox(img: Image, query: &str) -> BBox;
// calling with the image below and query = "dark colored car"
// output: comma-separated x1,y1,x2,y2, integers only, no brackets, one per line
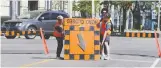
1,10,69,39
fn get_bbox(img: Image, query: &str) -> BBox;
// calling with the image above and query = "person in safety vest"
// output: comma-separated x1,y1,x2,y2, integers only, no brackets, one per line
98,13,112,60
53,15,64,60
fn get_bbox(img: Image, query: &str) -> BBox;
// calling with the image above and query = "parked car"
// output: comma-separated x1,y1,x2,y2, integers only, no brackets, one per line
1,10,69,39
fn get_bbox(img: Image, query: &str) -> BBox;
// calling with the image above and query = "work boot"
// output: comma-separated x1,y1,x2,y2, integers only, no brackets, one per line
104,56,110,60
100,55,105,60
56,57,64,60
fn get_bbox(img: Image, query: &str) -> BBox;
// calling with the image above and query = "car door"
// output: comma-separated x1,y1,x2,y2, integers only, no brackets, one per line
38,13,51,31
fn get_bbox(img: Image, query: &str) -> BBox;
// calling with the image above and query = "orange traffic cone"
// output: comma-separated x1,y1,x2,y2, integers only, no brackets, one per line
154,31,161,58
40,28,49,54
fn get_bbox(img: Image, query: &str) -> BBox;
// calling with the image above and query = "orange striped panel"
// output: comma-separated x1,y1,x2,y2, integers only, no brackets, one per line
65,35,69,40
28,31,31,34
132,32,135,37
148,33,151,38
94,35,99,40
94,26,99,31
94,55,100,60
64,45,69,49
85,55,90,60
95,45,100,50
137,33,140,37
5,31,9,36
84,26,90,31
143,33,146,38
22,31,25,35
17,33,20,36
64,54,69,60
126,32,129,37
74,26,79,31
11,31,14,36
74,55,80,60
64,26,69,30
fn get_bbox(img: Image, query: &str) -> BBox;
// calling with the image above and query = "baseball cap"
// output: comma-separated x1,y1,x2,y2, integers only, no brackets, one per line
57,15,63,19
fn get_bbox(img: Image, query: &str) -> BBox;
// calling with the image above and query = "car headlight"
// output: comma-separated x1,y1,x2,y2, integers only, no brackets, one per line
16,23,23,26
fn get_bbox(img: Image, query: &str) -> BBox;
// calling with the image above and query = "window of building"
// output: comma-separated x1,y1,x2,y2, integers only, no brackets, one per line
28,1,38,11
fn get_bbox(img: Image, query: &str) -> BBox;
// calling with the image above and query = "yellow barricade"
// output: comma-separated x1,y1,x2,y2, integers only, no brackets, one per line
64,18,100,60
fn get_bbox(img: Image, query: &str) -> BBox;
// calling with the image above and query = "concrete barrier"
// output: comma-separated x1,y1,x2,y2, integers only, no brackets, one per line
124,31,160,38
0,31,39,36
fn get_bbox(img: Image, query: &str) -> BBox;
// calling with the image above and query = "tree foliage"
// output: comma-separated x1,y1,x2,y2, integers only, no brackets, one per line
72,0,100,18
101,1,155,31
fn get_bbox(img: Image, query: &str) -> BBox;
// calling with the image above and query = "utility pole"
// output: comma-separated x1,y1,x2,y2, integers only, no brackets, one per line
158,0,161,31
12,0,18,20
92,0,95,18
68,0,72,18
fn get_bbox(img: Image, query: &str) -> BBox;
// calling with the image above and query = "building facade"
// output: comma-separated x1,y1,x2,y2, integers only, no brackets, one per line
0,0,72,17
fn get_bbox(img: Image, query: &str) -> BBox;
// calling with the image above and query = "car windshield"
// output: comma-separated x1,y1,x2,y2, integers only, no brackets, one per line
18,11,43,19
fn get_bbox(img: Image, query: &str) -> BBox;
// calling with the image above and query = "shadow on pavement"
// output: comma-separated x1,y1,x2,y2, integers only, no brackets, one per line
112,53,157,58
32,57,64,60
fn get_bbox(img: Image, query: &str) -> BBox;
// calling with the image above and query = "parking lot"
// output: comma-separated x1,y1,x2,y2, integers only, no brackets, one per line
1,36,161,67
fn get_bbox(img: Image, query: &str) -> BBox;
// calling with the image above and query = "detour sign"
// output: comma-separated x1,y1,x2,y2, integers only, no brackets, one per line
64,18,99,26
64,18,100,60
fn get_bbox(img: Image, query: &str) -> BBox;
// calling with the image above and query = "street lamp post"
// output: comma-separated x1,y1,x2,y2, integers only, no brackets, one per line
158,0,161,31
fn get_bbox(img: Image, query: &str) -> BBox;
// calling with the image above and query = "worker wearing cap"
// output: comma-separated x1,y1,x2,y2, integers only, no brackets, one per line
53,15,64,60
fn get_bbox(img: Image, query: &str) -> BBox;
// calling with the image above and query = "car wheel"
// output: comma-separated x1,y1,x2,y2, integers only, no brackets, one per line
5,36,16,39
40,35,50,39
25,26,37,39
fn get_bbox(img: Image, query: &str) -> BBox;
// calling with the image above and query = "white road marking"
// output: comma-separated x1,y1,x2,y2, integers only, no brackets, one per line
111,58,153,63
150,58,160,68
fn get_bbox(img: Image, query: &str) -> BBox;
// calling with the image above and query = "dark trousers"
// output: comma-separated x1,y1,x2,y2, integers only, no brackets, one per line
56,37,64,57
100,35,110,55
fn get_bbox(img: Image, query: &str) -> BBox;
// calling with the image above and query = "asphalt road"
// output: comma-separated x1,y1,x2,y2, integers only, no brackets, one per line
1,36,161,67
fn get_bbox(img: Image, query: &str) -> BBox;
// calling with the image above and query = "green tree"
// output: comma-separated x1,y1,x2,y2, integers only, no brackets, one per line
73,0,100,18
103,1,133,31
102,1,156,31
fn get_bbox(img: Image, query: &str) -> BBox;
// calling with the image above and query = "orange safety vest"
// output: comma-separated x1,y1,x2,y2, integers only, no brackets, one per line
53,21,64,37
101,22,107,35
101,18,111,35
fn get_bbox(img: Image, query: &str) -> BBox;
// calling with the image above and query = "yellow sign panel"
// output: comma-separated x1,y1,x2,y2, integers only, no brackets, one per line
70,31,94,54
64,18,100,60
